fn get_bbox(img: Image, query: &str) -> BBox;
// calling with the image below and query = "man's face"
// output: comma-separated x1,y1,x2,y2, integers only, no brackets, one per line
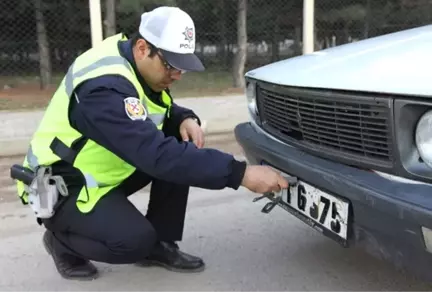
133,39,183,92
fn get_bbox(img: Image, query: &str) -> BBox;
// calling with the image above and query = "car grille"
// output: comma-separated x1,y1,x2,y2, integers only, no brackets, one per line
256,83,394,166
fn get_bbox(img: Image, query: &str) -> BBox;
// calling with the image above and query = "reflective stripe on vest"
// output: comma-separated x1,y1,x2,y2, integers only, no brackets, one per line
26,144,39,170
65,56,166,126
65,56,130,96
26,144,106,189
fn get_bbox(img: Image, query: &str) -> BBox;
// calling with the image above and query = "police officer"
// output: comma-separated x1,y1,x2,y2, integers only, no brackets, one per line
16,6,288,280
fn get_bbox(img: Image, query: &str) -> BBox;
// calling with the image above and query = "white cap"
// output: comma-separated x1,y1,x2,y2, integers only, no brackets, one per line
139,6,204,72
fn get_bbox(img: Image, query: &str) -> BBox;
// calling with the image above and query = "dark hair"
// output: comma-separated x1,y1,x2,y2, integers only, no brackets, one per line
131,32,158,57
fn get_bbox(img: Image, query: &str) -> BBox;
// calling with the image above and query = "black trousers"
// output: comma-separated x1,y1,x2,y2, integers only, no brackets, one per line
42,170,190,264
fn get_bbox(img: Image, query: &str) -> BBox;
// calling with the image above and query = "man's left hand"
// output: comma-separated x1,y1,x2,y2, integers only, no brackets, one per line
179,118,205,148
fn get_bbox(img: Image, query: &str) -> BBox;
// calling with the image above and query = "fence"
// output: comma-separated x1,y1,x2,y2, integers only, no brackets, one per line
0,0,431,105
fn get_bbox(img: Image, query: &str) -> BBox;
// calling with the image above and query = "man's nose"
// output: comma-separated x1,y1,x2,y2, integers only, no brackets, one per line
170,70,182,80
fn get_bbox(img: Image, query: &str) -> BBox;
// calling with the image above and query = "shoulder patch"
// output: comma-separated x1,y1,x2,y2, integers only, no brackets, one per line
124,97,147,121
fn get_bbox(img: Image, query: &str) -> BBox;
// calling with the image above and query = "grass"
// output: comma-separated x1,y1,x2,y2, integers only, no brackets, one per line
0,70,244,111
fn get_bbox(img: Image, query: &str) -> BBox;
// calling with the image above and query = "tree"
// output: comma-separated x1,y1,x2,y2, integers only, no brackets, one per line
232,0,247,88
34,0,52,89
104,0,116,37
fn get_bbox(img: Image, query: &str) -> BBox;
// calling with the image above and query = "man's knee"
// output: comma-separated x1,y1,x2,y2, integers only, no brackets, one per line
107,224,157,262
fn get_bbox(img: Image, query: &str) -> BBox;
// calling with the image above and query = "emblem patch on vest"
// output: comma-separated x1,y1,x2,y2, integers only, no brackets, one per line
124,97,147,121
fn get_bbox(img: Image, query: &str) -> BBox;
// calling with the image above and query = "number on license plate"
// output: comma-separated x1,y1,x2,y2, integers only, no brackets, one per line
281,180,349,240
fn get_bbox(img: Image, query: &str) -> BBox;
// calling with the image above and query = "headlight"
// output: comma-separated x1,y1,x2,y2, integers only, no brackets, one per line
415,110,432,168
246,81,258,118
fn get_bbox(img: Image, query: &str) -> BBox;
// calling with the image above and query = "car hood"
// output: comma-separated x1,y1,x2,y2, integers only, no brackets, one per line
246,25,432,97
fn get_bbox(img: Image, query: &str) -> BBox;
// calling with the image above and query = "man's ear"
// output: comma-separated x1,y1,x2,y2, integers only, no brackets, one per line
134,39,149,58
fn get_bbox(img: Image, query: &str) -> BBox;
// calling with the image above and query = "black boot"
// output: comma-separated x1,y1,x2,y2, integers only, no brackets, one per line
136,241,205,273
42,230,99,280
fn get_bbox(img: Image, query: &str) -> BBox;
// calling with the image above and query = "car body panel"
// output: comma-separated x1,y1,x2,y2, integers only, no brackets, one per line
245,25,432,97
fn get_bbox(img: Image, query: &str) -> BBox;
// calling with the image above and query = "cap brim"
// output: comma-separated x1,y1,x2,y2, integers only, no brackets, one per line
160,49,205,72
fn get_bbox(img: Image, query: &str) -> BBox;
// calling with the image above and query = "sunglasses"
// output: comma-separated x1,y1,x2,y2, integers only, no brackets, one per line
157,52,186,74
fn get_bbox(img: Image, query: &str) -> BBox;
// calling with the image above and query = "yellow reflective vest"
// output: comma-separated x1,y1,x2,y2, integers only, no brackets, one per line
16,33,172,213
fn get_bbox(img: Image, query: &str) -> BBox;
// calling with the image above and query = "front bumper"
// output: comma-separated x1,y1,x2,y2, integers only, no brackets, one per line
235,122,432,280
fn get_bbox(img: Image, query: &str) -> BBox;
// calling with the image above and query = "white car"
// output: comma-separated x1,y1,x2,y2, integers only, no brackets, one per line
235,24,432,281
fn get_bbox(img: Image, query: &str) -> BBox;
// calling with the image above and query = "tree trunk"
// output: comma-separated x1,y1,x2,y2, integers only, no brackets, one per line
218,0,229,69
34,0,52,89
364,0,371,38
232,0,247,88
294,26,302,55
104,0,116,37
271,15,280,62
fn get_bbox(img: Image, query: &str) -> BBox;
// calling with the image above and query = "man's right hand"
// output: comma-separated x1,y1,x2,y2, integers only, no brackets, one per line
241,165,289,194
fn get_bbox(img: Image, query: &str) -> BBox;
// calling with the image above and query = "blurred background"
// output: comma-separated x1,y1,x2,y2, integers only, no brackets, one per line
0,0,431,110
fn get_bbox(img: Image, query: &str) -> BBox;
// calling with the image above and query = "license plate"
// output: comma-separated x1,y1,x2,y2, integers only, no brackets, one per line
272,172,350,245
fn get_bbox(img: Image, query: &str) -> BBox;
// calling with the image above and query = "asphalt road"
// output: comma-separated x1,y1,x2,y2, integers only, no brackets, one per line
1,135,432,290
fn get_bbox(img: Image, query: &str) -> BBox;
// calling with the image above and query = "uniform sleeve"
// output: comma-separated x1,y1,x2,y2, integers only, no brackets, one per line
69,75,246,190
168,102,202,127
